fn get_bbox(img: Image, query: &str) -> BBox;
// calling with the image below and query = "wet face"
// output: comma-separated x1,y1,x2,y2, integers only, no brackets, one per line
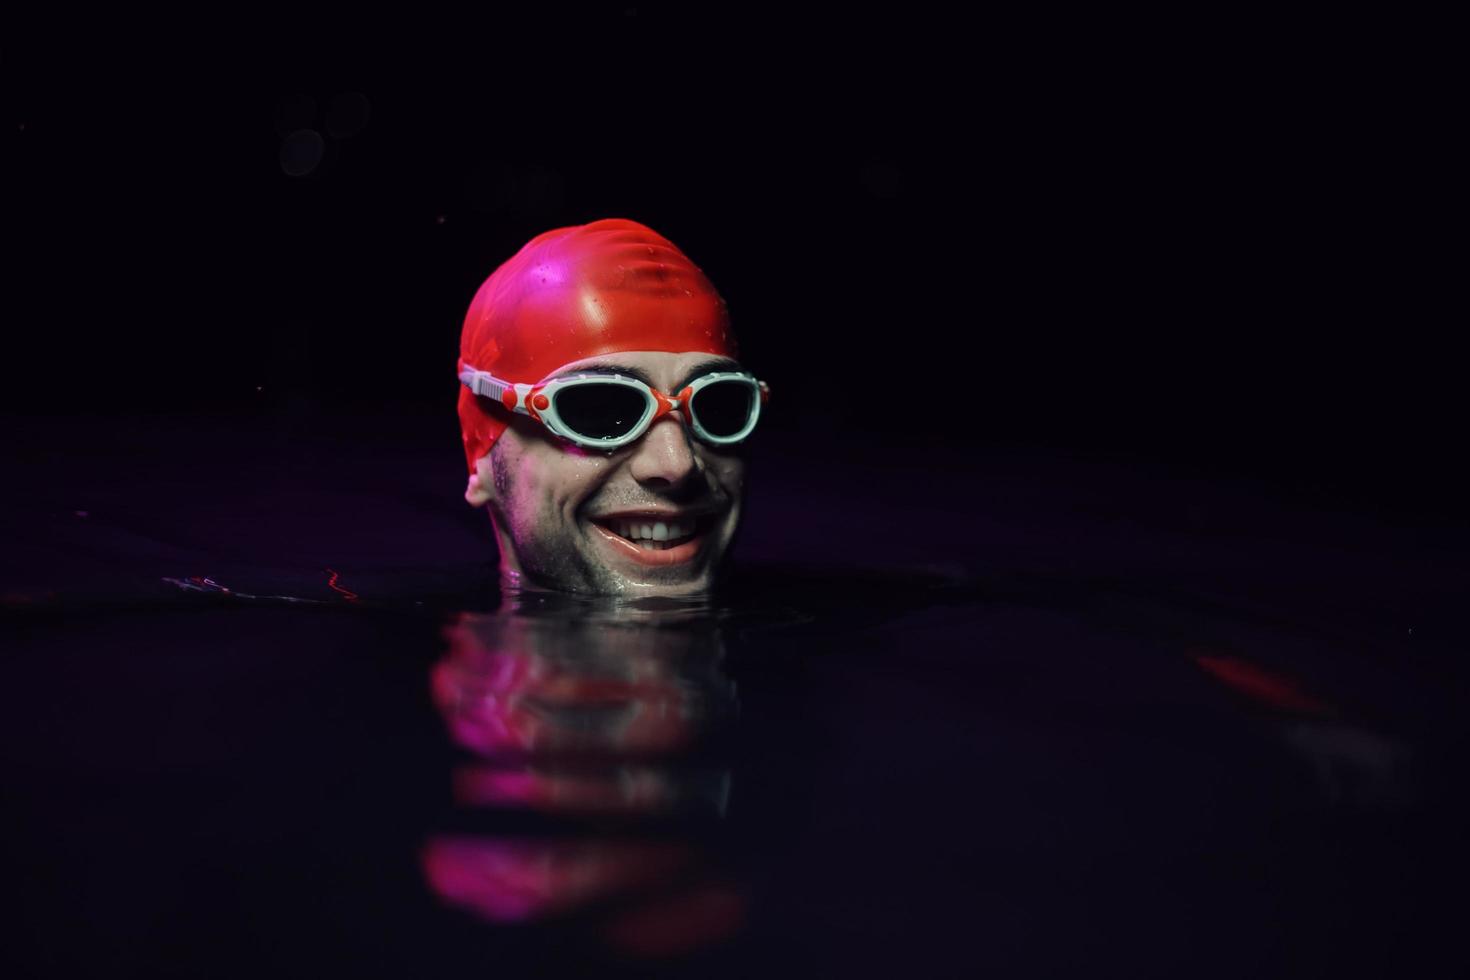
465,351,749,597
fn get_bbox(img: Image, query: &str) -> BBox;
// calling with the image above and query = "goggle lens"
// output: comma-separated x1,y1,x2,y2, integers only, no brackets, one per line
551,381,650,441
689,378,757,439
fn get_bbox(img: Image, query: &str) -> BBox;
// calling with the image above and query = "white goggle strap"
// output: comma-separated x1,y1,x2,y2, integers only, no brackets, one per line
458,367,534,414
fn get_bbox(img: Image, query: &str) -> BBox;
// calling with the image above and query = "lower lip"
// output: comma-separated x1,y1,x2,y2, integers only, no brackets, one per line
588,522,708,567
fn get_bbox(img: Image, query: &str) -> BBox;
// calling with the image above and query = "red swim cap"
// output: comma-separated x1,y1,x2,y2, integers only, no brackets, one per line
457,218,737,472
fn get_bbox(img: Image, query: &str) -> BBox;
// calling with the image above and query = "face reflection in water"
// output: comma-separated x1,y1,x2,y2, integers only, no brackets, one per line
423,601,743,954
465,351,749,598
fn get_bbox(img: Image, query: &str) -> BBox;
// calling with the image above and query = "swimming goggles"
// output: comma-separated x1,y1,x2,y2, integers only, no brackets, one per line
459,363,769,451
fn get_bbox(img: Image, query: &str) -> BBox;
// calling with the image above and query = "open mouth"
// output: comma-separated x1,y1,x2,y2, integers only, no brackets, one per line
598,516,705,551
585,511,720,566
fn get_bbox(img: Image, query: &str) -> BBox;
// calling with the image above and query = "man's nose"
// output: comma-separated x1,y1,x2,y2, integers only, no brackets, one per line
627,413,700,488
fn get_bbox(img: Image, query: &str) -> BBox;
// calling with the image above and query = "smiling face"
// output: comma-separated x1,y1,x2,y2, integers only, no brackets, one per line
465,350,749,597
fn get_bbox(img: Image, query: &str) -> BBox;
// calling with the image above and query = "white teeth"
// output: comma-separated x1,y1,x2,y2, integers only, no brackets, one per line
639,540,654,550
607,516,700,542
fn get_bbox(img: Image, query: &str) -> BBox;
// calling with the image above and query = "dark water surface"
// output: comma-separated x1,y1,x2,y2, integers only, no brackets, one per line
4,416,1468,977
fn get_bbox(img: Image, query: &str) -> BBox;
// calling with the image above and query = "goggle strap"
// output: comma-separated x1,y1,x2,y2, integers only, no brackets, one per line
459,366,534,413
459,366,506,401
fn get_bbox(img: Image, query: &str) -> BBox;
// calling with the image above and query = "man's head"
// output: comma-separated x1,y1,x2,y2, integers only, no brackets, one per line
457,219,760,597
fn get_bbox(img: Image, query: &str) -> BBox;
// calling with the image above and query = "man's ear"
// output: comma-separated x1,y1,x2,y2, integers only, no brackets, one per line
465,457,494,507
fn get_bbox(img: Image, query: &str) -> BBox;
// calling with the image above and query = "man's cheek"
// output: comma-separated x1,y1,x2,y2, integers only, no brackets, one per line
523,490,572,560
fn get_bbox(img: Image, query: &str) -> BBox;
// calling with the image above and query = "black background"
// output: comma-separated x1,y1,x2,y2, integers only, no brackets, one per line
4,12,1458,518
5,18,1468,978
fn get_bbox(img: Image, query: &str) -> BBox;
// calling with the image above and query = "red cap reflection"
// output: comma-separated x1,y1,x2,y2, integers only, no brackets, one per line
431,612,730,758
421,837,692,923
422,609,744,957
